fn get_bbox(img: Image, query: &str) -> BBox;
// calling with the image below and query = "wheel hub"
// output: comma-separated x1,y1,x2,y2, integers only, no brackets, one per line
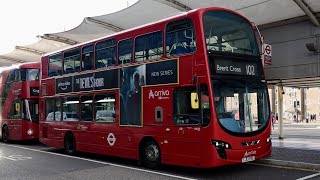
2,127,8,141
146,144,159,161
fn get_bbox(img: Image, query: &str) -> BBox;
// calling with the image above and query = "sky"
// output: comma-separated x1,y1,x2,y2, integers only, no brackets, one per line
0,0,138,54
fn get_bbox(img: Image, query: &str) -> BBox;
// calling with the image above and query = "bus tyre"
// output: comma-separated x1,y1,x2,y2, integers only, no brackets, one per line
64,133,76,155
142,141,160,169
2,126,8,143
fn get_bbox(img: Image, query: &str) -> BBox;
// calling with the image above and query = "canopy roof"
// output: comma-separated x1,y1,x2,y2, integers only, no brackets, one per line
1,0,319,66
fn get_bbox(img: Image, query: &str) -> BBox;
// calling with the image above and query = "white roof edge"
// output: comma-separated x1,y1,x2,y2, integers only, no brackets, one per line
42,10,193,57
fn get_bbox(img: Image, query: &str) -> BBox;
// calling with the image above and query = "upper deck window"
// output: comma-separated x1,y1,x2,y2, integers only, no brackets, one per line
82,45,93,71
20,68,40,81
135,31,163,62
203,10,259,56
14,70,21,82
48,54,62,77
95,39,116,69
118,39,132,65
7,70,18,83
26,69,39,81
166,18,196,57
64,49,80,74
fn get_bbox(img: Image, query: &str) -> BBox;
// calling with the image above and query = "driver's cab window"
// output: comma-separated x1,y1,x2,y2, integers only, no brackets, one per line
8,99,22,119
173,86,210,125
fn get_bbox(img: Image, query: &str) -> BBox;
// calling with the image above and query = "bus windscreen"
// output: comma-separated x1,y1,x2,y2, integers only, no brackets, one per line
213,80,269,135
203,10,259,56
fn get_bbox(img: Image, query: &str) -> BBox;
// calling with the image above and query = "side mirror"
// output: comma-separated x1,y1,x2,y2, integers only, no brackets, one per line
191,92,199,109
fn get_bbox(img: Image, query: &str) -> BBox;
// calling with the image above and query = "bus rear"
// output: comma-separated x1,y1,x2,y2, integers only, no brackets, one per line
199,9,271,167
0,63,40,142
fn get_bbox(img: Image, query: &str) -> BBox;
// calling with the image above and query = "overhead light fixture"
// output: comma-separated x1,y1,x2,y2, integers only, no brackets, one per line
305,42,318,52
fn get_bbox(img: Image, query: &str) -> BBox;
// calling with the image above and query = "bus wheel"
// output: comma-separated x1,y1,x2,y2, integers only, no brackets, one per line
64,133,76,155
2,126,8,143
142,141,160,169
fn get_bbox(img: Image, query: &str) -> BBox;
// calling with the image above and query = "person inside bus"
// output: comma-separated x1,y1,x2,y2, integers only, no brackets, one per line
82,54,92,71
120,69,127,124
127,71,141,125
82,105,93,121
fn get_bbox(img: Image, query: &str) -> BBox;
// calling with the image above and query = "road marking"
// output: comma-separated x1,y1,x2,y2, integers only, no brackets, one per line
296,172,320,180
8,155,32,161
0,143,196,180
250,162,319,173
3,156,17,161
272,127,320,130
0,154,32,161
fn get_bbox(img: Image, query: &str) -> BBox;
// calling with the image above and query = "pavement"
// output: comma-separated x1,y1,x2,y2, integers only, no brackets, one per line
255,123,320,171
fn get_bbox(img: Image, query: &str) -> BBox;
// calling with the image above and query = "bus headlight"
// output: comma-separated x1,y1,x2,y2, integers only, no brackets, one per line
212,140,232,149
267,136,271,143
27,129,33,135
212,140,232,159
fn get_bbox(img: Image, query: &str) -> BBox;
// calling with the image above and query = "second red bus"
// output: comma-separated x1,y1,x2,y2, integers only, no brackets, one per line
0,62,40,142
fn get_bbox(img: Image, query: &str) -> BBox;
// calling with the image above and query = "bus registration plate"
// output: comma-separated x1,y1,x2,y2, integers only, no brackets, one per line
242,156,255,163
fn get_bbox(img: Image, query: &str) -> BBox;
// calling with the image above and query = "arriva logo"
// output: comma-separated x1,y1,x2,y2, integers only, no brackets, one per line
149,89,170,100
244,150,257,157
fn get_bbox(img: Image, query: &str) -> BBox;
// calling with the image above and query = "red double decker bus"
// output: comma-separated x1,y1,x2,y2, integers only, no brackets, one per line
39,7,271,168
0,62,40,142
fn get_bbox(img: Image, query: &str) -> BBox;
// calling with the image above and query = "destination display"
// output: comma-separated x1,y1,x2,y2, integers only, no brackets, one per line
30,87,40,96
213,59,261,77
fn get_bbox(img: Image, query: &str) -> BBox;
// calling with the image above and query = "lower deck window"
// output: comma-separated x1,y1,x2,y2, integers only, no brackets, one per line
95,94,115,122
62,97,79,121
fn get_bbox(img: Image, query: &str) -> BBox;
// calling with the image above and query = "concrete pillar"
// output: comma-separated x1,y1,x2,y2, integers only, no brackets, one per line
272,86,276,114
301,88,305,121
278,86,284,139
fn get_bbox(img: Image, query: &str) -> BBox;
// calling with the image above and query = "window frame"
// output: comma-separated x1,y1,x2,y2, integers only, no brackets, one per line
165,18,196,57
203,10,259,57
80,95,94,122
81,44,94,71
8,99,23,119
134,31,163,62
94,93,116,123
95,39,116,69
118,38,133,65
63,48,81,75
62,96,79,122
48,53,62,77
25,68,40,81
173,86,201,125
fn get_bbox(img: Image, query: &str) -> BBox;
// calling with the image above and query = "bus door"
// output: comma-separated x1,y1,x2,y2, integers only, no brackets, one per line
44,98,62,140
22,99,39,139
163,87,202,166
143,87,172,162
90,94,118,153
